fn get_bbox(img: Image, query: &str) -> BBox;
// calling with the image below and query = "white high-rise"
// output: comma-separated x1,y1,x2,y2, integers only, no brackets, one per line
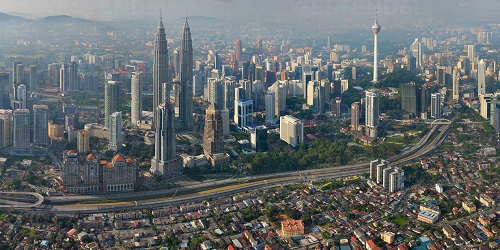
280,115,303,147
431,93,442,119
467,45,475,62
109,112,122,151
33,105,49,146
16,84,27,109
365,90,380,138
478,59,486,95
452,67,460,101
131,72,142,126
371,12,381,83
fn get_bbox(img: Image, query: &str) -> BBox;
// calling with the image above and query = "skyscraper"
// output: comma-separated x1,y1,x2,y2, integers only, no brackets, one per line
153,16,169,129
59,62,68,92
203,103,228,166
431,93,442,119
436,66,446,85
0,110,13,149
151,102,181,176
365,90,380,138
29,65,37,93
371,11,381,83
109,112,122,151
478,59,486,96
411,38,422,68
401,82,420,115
179,18,194,130
265,91,276,125
77,130,89,153
16,84,27,110
351,102,360,131
452,67,460,101
467,45,475,62
13,109,30,151
33,105,49,146
105,81,120,129
235,99,253,130
235,39,242,61
131,72,142,126
0,73,9,109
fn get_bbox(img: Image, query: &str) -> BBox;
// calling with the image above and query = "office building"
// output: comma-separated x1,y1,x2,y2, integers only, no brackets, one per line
351,102,360,131
109,112,122,151
203,103,229,166
77,130,89,153
0,110,12,148
33,105,49,146
179,18,194,130
365,90,380,138
235,39,242,61
16,84,27,110
13,109,30,151
130,72,142,126
410,38,422,68
431,93,442,119
401,82,420,115
235,99,253,130
151,102,182,177
490,94,500,132
29,65,37,93
280,115,303,147
467,44,475,61
221,109,230,136
371,12,381,82
68,61,78,91
105,81,120,129
480,94,494,119
0,73,9,109
265,91,276,125
436,66,446,85
59,62,68,92
452,67,460,101
153,16,169,129
478,59,486,95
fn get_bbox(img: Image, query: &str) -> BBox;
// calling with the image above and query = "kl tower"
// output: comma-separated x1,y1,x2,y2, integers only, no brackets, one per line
371,9,381,83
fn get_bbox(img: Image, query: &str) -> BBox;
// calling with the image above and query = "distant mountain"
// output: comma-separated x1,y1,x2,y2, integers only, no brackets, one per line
0,12,28,23
173,16,224,24
39,15,93,23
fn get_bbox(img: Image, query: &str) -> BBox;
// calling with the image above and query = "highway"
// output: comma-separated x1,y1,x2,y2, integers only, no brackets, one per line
6,124,450,214
0,192,44,208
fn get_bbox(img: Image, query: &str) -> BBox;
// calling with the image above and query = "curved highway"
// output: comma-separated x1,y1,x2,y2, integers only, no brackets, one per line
0,192,44,208
19,124,449,214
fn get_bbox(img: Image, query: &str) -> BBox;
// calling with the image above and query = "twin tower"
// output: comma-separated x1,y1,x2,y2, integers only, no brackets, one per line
150,17,193,176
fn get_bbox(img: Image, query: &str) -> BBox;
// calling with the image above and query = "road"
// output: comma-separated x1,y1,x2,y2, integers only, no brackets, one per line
0,192,44,208
8,124,449,214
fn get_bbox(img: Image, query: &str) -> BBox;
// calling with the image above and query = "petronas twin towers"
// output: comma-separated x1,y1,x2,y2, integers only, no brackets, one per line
150,16,193,176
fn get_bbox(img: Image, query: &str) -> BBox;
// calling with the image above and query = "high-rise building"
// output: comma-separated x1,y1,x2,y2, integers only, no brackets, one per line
29,65,37,93
0,73,9,109
0,110,13,149
179,18,194,130
12,61,22,87
109,112,122,151
13,109,30,151
388,168,404,193
203,103,229,166
280,115,303,147
59,62,68,92
478,59,486,96
467,45,475,62
16,84,27,110
131,72,142,126
33,105,49,146
235,39,242,61
221,109,230,136
256,39,263,54
351,102,360,131
153,16,169,130
235,99,253,130
352,66,357,80
436,66,446,85
250,126,268,152
452,67,460,101
410,38,422,68
77,130,89,153
105,81,120,129
68,61,78,91
401,82,420,115
365,90,380,138
150,102,182,177
490,94,500,132
265,91,276,125
479,94,493,119
371,11,381,83
430,93,442,119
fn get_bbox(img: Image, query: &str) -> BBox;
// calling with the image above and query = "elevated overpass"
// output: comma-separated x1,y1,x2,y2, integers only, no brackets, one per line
0,192,44,208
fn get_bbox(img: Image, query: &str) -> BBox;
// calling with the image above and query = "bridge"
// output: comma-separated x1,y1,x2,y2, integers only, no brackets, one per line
0,192,44,208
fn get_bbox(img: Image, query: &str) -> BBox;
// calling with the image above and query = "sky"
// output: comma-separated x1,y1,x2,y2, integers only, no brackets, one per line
1,0,500,26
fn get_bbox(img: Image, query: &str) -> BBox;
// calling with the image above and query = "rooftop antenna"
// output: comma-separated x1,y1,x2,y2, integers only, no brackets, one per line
160,8,162,21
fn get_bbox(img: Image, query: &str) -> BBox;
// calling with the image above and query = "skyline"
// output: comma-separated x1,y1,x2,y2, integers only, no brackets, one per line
2,0,500,26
